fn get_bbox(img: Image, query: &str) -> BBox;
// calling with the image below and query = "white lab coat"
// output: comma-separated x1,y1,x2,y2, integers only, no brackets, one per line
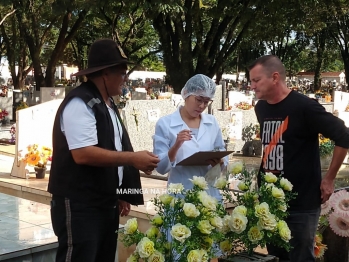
153,107,228,200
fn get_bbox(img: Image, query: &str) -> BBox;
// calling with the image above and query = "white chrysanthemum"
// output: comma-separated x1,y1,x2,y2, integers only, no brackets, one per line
189,176,208,189
329,212,349,237
330,190,349,217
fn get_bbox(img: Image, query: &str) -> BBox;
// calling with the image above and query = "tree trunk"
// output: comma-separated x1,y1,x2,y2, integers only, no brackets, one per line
314,31,326,91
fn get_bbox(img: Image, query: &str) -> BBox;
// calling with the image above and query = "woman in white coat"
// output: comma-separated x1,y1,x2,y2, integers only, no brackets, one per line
153,74,228,200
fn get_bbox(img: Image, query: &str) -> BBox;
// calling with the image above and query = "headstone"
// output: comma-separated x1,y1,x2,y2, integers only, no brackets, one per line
40,87,65,103
11,99,63,178
212,108,258,152
211,84,223,113
131,91,147,100
122,100,176,153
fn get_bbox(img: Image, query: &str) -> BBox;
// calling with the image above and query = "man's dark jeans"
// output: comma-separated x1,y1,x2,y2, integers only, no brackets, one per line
267,208,320,262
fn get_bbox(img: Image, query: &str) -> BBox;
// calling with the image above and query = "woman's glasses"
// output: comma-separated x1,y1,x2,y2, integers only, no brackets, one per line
194,96,213,107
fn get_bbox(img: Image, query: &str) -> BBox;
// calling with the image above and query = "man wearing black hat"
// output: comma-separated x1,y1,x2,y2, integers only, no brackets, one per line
48,39,160,262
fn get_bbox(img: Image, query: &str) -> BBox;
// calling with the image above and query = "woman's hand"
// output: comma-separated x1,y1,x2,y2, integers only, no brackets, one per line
174,129,192,148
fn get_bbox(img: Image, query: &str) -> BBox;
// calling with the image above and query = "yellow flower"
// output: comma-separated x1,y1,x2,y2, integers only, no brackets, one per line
257,214,277,231
255,202,270,218
151,215,163,226
214,177,227,189
198,191,217,211
279,224,291,241
135,237,155,258
183,203,200,218
170,223,191,243
197,220,214,234
187,249,201,262
26,152,41,166
280,178,293,191
248,226,264,243
126,253,138,262
124,218,138,234
232,205,247,216
264,172,277,183
220,240,232,252
272,186,285,199
159,194,173,205
189,176,208,189
230,161,243,175
203,236,213,248
147,250,165,262
228,213,248,234
237,181,249,191
145,226,160,238
209,216,223,229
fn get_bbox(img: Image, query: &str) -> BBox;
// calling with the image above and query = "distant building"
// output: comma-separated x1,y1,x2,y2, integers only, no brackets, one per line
297,71,346,84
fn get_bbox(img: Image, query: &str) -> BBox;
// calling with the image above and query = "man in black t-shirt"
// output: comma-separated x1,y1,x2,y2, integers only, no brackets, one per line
248,55,349,262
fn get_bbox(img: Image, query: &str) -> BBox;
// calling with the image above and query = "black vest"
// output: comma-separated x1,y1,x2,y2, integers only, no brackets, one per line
48,81,143,207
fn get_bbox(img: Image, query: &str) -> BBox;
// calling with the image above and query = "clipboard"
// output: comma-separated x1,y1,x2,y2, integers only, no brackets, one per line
177,151,234,166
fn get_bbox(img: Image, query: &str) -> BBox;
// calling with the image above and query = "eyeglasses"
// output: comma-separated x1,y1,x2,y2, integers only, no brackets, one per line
194,96,213,107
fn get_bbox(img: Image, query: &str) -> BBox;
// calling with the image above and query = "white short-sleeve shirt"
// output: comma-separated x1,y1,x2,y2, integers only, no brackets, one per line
60,97,123,185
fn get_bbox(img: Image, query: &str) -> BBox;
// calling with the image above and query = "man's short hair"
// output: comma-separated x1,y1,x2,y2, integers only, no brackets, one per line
248,55,286,80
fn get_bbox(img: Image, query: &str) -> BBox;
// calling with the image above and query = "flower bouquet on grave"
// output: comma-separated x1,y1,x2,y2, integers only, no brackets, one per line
214,162,297,260
315,189,349,259
19,144,52,169
118,177,227,262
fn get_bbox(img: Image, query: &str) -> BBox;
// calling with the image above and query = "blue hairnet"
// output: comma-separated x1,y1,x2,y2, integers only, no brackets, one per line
181,74,216,99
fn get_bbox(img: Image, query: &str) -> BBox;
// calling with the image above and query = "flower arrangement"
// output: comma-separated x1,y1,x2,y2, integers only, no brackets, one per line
119,177,227,262
216,162,297,258
315,189,349,259
0,108,9,120
318,134,334,158
9,124,16,144
20,144,52,168
15,101,29,111
235,101,253,110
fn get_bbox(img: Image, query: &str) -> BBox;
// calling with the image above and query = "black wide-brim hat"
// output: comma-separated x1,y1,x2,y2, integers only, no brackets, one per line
73,39,133,76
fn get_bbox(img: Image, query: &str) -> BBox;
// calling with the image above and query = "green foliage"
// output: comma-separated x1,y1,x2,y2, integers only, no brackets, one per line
219,162,297,257
118,178,227,261
319,134,334,157
242,124,259,142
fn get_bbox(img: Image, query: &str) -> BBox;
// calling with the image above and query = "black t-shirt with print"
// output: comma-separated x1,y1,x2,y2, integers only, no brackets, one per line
255,91,349,211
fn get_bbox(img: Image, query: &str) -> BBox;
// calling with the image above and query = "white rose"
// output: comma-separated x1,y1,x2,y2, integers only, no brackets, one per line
255,202,270,218
280,178,293,191
170,223,191,243
233,205,247,216
248,226,264,243
264,172,277,183
183,203,200,218
214,177,227,189
229,161,243,175
147,250,165,262
210,216,223,229
135,237,155,258
257,214,277,231
197,220,214,234
159,194,173,205
228,213,248,234
189,176,208,189
124,218,138,234
198,191,217,211
168,183,184,194
272,186,285,199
